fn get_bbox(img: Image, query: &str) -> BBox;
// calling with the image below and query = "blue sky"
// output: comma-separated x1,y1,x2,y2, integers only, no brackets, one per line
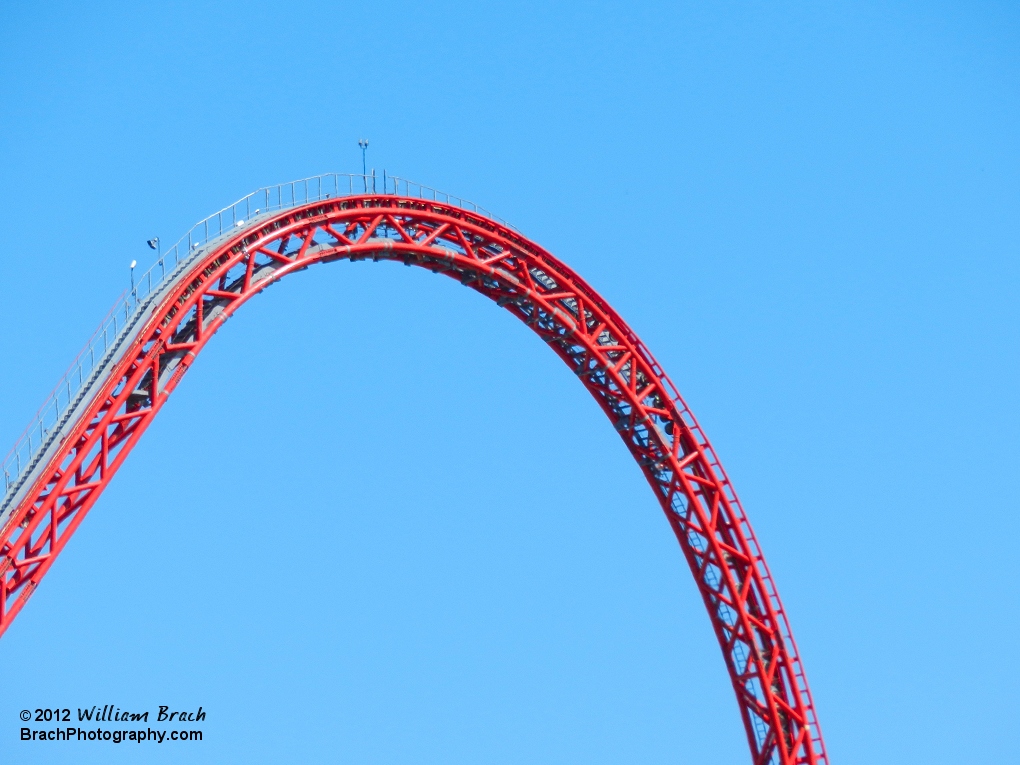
0,1,1017,763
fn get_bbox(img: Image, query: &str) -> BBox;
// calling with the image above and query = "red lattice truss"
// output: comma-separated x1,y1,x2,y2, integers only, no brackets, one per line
0,195,827,765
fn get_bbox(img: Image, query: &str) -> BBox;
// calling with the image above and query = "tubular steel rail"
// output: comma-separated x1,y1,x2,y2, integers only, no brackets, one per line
0,180,828,765
0,174,507,519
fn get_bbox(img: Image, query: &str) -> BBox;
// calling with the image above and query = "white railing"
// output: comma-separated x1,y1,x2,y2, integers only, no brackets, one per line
1,173,510,508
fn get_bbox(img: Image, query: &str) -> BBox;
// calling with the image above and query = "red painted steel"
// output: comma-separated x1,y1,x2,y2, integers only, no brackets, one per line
0,194,827,764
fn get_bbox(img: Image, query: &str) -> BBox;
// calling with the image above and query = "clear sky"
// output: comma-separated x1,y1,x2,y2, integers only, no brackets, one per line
0,1,1017,763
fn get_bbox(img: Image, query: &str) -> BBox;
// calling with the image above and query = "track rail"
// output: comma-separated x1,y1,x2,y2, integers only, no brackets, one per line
0,191,827,765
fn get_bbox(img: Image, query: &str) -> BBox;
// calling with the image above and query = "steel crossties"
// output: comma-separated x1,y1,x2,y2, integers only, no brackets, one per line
0,177,829,765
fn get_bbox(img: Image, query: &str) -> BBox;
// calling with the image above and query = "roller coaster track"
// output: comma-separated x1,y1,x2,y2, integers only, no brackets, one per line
0,174,828,765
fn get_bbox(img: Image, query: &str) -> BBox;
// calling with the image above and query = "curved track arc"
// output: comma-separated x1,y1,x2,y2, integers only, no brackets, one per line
0,193,827,765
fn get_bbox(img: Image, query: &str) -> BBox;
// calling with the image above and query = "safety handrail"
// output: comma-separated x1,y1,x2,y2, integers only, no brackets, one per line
1,173,510,503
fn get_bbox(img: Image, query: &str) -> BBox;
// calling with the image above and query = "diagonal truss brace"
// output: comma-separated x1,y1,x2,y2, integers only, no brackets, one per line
0,195,827,765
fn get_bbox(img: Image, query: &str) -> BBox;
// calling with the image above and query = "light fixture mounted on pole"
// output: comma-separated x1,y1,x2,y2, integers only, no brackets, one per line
358,138,369,176
138,237,160,301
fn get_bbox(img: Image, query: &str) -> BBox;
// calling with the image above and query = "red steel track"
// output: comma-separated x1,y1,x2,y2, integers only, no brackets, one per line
0,192,827,764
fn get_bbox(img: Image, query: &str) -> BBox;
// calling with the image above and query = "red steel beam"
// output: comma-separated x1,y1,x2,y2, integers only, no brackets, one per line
0,195,828,765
